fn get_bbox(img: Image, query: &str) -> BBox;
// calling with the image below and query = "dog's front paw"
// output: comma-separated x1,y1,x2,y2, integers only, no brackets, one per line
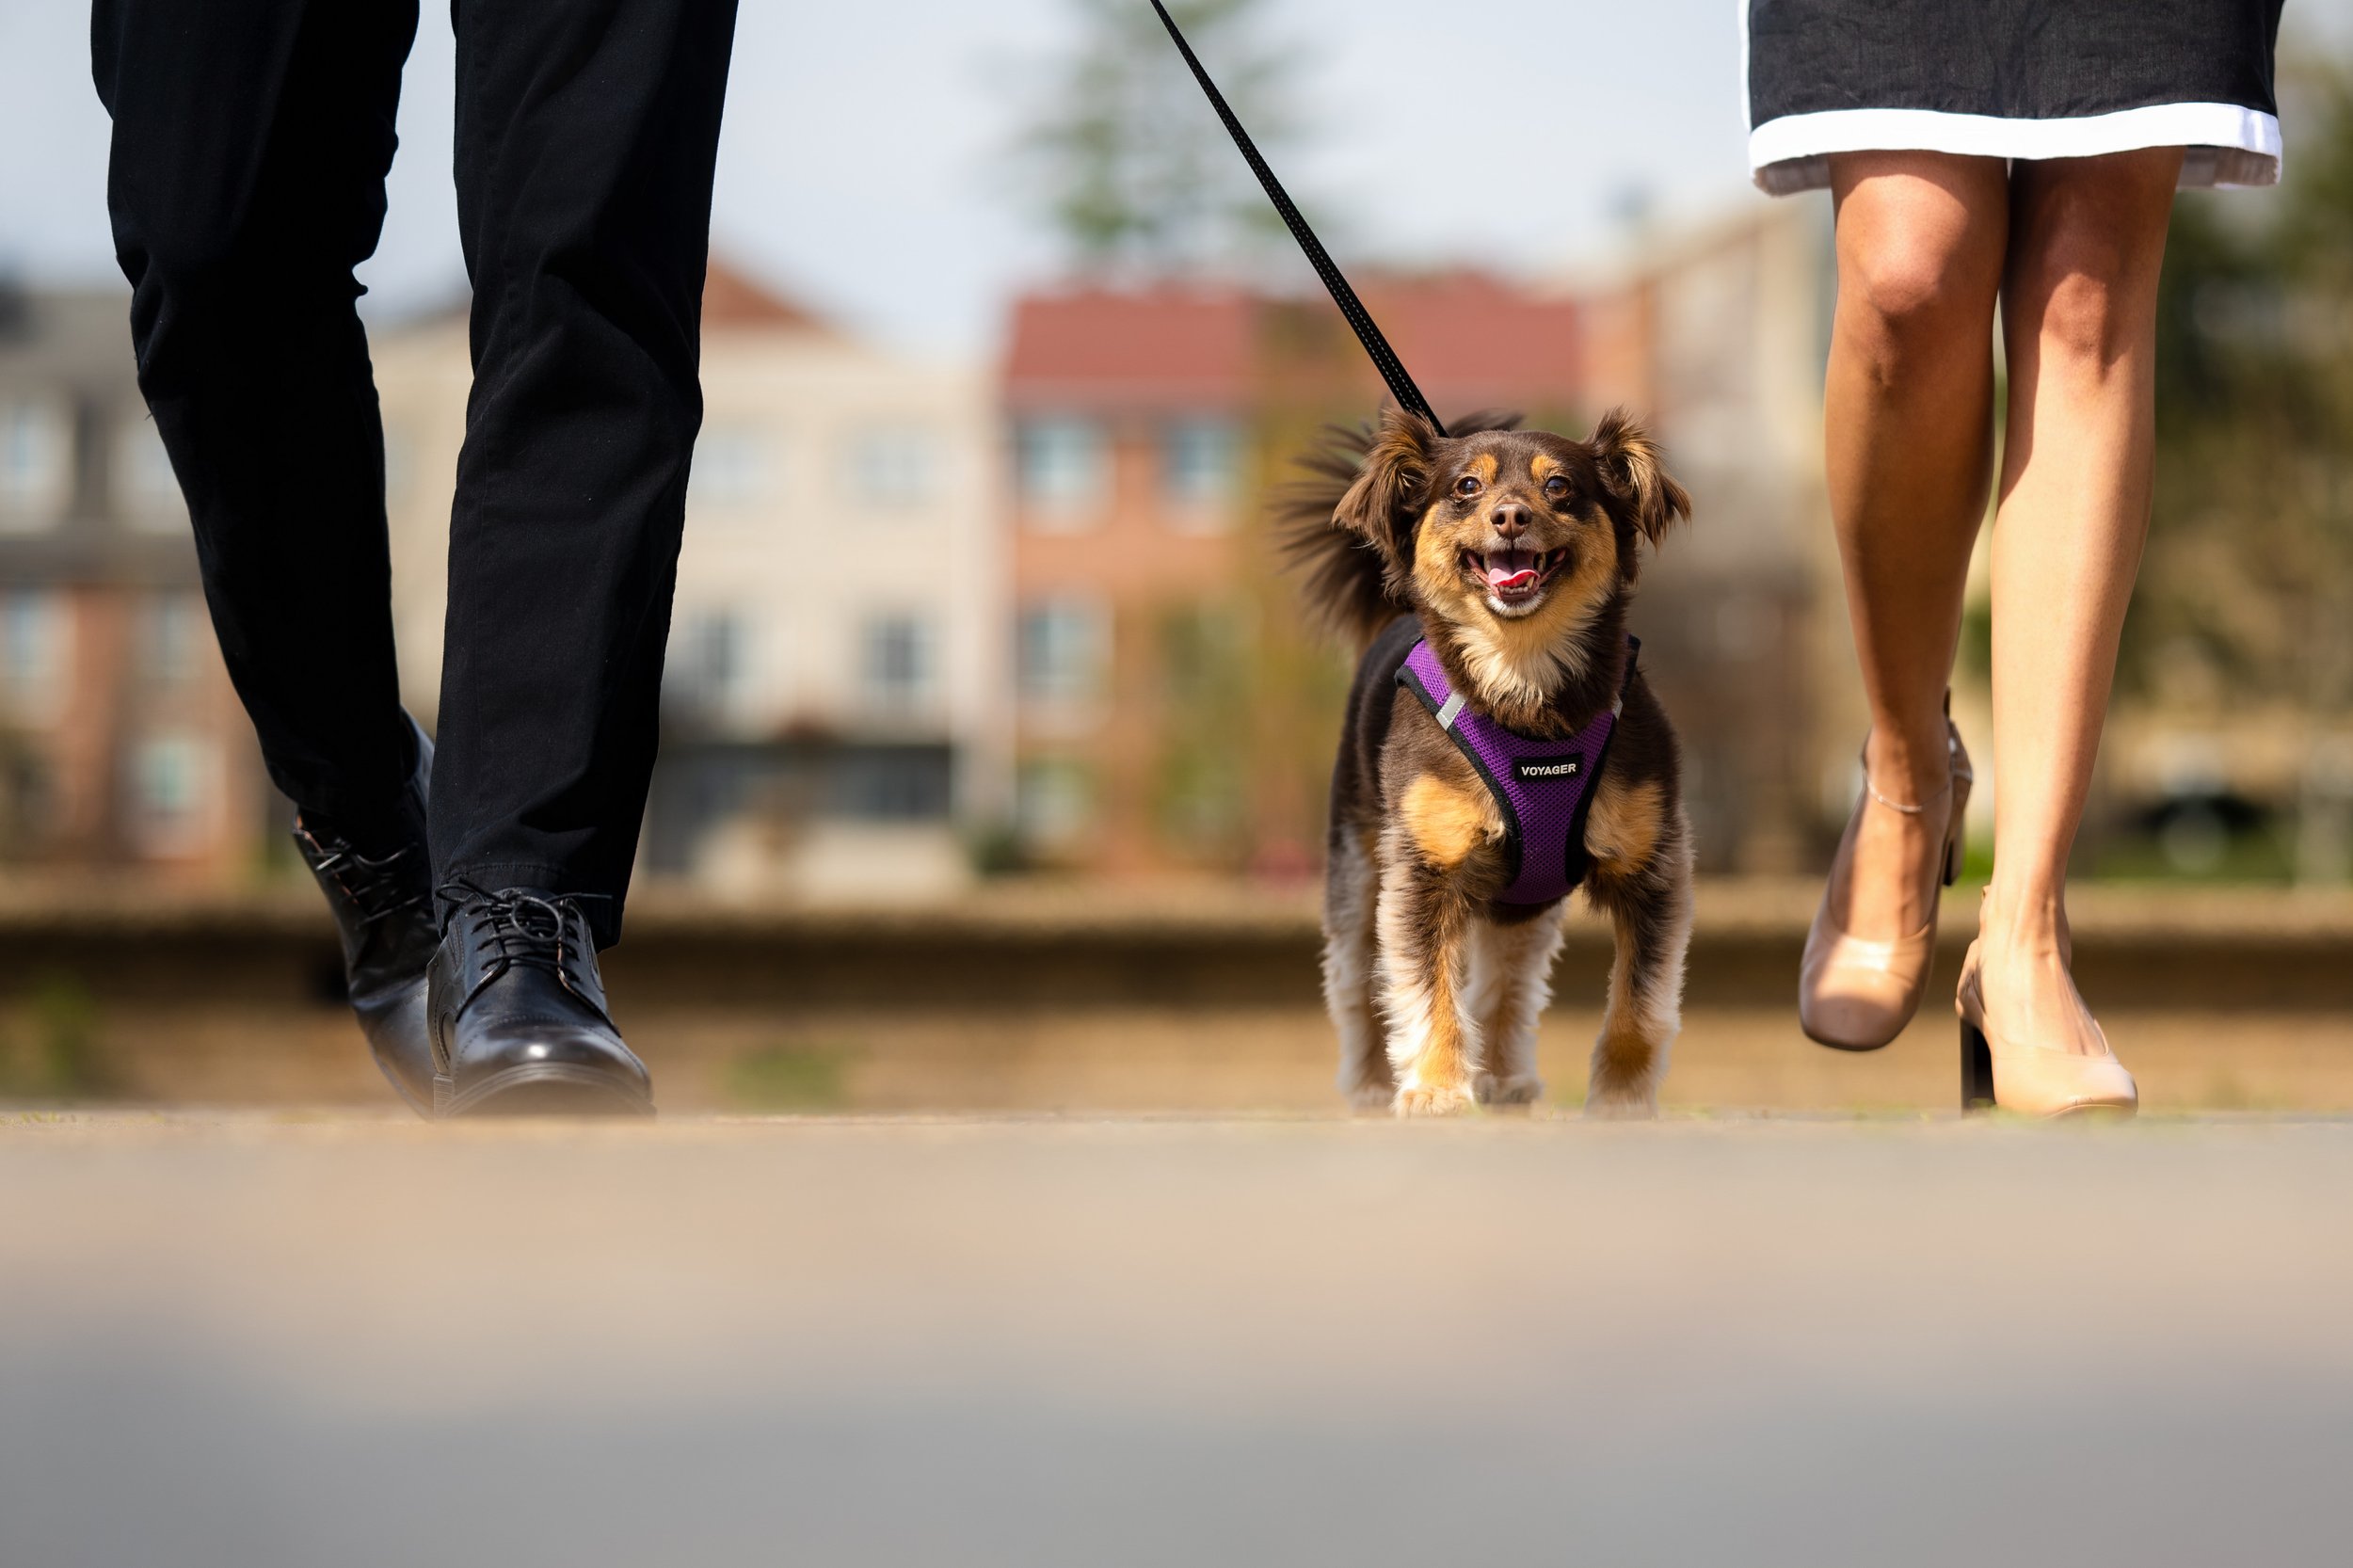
1583,1080,1658,1120
1473,1071,1545,1109
1394,1082,1475,1118
1342,1079,1398,1115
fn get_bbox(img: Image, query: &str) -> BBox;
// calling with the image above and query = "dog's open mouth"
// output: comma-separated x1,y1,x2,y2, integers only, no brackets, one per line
1462,546,1570,605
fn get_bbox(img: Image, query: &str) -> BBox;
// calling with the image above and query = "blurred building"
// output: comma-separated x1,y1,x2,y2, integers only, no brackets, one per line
1580,200,1849,872
1001,274,1588,879
0,284,269,882
375,262,1004,901
1001,259,1846,879
1000,284,1258,877
1,232,1856,898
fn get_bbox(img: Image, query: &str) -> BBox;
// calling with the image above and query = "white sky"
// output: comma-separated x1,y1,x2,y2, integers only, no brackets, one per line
6,0,2350,354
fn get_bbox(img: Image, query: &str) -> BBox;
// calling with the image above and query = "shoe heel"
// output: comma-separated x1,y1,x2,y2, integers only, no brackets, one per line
1941,786,1969,890
1961,1019,1995,1112
1941,712,1972,889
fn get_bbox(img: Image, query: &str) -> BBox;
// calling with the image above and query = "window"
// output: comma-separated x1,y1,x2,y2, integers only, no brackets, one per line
1160,603,1245,704
116,420,187,533
665,609,749,727
862,614,936,712
128,733,220,856
1018,599,1110,708
1015,417,1109,528
140,593,207,686
1016,759,1096,847
0,398,73,530
1,748,56,846
835,745,952,822
1155,747,1244,857
846,426,936,506
0,591,64,719
690,424,777,507
1160,418,1241,525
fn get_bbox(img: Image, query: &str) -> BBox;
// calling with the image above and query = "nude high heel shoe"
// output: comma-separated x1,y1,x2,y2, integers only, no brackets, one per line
1956,927,2137,1117
1799,706,1972,1052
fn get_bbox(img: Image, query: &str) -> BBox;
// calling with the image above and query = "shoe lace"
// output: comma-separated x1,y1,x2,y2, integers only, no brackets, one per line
297,823,429,928
440,882,608,994
449,884,569,977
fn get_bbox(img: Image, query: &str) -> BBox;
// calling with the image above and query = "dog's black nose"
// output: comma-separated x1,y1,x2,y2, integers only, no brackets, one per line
1490,503,1532,540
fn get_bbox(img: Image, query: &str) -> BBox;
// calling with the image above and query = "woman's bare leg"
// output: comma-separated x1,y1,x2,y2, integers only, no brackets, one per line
1822,153,2011,939
1982,148,2183,1048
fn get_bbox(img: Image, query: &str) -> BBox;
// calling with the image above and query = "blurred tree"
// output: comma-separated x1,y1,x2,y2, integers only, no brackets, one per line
2131,58,2353,879
1013,0,1309,274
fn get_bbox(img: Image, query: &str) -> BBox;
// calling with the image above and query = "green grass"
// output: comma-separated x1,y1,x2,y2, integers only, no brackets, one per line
1955,825,2305,887
0,972,111,1101
2088,825,2297,885
722,1043,856,1112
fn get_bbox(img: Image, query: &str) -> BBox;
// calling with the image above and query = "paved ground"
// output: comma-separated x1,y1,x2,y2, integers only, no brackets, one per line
4,1111,2349,1566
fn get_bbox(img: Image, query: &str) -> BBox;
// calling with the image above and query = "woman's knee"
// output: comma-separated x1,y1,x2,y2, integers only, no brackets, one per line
1832,164,2007,364
1836,227,2003,375
1847,235,1981,331
2009,153,2178,368
2027,265,2137,369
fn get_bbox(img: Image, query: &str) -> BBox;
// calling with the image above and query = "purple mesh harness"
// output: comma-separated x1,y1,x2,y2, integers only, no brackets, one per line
1396,635,1635,905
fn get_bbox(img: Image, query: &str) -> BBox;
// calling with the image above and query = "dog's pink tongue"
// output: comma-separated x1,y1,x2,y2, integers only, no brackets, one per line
1484,549,1538,589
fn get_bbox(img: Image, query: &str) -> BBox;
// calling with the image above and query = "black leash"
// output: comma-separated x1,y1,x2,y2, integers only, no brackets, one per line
1146,0,1446,436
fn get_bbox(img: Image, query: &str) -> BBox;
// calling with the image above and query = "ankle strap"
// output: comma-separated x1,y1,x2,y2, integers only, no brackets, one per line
1863,771,1950,816
1859,723,1961,815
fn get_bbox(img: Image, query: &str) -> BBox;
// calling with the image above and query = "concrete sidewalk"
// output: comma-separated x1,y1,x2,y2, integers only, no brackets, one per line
4,1112,2348,1565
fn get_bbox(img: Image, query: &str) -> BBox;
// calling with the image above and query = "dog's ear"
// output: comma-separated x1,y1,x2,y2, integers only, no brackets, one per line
1591,408,1690,548
1335,405,1439,574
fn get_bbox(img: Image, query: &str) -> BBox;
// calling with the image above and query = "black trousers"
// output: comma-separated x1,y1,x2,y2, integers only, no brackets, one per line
92,0,738,945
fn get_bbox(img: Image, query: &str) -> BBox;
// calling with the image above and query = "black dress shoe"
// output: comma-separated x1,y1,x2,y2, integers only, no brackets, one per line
426,884,654,1118
292,716,439,1117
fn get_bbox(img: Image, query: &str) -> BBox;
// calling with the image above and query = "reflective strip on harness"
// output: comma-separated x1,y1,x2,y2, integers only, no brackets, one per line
1396,637,1630,904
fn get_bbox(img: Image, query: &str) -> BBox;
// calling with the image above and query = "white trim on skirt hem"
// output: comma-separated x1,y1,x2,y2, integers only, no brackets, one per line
1748,102,2283,195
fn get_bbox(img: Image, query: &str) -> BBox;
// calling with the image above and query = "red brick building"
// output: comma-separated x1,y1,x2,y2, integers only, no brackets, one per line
0,287,271,883
1000,273,1585,879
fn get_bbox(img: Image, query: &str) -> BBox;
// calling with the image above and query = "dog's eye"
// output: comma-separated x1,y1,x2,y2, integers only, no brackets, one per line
1453,475,1482,498
1544,474,1571,501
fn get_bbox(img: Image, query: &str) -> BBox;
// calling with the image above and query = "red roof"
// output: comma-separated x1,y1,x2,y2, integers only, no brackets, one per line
1003,285,1257,410
1373,272,1580,414
1000,274,1578,418
703,258,832,332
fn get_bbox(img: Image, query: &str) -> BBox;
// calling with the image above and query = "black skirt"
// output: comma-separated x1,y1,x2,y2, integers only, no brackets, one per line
1745,0,2285,195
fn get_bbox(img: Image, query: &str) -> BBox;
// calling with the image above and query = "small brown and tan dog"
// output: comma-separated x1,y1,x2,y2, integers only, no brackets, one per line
1288,407,1696,1117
